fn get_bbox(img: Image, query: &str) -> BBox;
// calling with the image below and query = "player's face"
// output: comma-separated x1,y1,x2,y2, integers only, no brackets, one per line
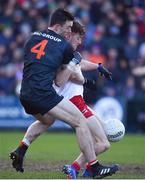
70,33,82,50
60,21,73,40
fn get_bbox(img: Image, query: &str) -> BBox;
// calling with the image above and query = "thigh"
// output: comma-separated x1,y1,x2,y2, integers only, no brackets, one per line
46,98,87,128
69,95,93,118
34,113,55,126
87,115,108,142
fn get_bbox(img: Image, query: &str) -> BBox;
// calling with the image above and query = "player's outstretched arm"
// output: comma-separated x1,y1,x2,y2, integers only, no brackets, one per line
55,63,85,86
80,59,112,80
80,59,99,71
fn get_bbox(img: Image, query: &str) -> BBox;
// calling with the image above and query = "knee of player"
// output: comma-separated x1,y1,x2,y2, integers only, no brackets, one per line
103,140,110,151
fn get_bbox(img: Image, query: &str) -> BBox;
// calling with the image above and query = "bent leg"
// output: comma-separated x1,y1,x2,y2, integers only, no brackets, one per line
72,115,110,168
37,98,97,163
22,118,55,145
65,96,110,170
87,116,110,155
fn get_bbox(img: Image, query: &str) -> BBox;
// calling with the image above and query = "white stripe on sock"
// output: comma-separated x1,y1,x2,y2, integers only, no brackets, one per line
22,138,30,146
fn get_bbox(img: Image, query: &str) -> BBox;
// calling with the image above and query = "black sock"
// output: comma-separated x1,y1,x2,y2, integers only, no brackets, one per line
17,144,28,157
90,161,100,176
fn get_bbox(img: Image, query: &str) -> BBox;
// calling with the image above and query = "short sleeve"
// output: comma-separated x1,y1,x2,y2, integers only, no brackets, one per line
62,42,74,64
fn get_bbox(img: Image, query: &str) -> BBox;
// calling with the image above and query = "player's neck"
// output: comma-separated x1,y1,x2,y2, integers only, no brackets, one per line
48,27,60,35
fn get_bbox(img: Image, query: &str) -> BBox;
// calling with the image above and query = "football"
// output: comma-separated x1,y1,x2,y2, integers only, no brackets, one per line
103,118,125,142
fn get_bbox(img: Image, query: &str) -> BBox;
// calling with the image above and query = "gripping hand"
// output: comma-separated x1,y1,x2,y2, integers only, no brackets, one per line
97,63,112,80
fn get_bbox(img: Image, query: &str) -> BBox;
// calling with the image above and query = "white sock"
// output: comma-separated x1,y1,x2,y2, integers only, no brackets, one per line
22,137,30,147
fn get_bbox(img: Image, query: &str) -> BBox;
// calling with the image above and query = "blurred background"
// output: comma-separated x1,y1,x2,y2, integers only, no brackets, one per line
0,0,145,133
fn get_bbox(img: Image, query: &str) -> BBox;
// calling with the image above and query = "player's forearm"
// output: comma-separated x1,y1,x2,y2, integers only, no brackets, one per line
80,59,99,71
70,73,85,85
55,52,83,87
55,64,74,87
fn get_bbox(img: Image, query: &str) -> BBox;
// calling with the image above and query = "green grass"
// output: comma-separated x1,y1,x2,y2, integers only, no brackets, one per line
0,171,65,179
100,134,145,164
0,170,144,179
0,131,145,178
0,131,79,161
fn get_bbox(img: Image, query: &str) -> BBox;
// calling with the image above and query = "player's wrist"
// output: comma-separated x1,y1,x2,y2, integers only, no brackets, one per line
97,63,102,70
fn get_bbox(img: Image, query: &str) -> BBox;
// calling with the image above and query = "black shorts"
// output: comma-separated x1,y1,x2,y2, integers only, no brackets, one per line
20,92,63,115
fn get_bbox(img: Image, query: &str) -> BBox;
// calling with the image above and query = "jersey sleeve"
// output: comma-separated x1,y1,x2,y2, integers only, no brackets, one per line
62,43,74,64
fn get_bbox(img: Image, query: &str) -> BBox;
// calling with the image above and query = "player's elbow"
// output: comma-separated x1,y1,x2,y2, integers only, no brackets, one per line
104,140,110,151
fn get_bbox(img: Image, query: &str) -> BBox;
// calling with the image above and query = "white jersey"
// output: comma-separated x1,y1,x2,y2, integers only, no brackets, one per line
54,65,84,99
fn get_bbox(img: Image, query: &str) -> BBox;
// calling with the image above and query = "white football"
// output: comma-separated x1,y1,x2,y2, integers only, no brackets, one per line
103,118,125,142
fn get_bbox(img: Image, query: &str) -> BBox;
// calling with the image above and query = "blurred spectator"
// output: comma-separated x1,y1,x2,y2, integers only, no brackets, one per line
106,48,118,71
124,36,139,68
139,42,145,60
0,27,14,46
139,78,145,97
132,66,145,76
135,7,145,38
88,45,106,64
89,0,105,25
124,75,136,99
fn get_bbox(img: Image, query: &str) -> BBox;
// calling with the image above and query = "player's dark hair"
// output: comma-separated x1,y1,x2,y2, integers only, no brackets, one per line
71,20,85,36
49,8,74,26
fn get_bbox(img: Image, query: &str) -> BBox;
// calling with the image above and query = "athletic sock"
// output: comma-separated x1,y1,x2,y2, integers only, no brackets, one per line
22,137,30,147
88,160,100,176
86,162,92,172
71,161,80,171
16,141,28,157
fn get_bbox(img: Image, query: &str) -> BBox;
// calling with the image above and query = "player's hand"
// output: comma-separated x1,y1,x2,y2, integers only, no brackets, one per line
83,78,97,90
97,63,112,80
71,51,82,65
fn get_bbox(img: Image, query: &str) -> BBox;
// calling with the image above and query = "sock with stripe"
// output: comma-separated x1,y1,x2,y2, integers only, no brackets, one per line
16,138,29,157
88,160,100,176
71,161,80,172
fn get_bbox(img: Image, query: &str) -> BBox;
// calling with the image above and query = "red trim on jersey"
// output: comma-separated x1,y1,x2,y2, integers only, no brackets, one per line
69,95,93,118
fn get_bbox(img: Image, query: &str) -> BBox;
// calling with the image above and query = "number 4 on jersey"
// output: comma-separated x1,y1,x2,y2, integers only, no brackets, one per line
31,40,48,60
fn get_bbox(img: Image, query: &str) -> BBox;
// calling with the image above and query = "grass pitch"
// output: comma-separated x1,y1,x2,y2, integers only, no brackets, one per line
0,131,145,179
